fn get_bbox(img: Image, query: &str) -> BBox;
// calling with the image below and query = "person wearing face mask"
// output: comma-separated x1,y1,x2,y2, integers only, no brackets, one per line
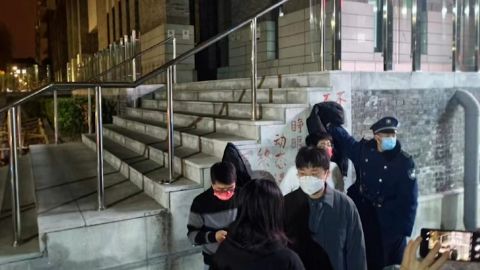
284,146,366,270
327,116,418,270
187,162,238,270
280,132,344,195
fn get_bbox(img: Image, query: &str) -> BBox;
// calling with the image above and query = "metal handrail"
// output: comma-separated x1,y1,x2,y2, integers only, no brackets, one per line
1,0,288,247
0,0,287,114
89,36,175,82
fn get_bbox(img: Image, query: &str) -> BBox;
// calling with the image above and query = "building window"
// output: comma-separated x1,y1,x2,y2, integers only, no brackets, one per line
126,0,131,34
373,0,382,53
135,0,140,32
107,13,111,44
119,0,123,37
112,7,116,40
418,0,428,55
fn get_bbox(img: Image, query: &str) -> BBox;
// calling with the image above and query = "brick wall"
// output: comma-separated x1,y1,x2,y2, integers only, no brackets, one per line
350,86,480,195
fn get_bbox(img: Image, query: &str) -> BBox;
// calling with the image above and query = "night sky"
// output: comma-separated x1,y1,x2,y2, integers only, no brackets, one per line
0,0,37,59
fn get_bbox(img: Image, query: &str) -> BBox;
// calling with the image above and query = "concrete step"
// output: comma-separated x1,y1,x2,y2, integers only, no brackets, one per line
102,124,219,184
82,134,204,209
140,99,308,121
117,110,285,142
151,87,330,105
19,143,202,269
0,155,41,266
172,73,332,91
112,115,258,158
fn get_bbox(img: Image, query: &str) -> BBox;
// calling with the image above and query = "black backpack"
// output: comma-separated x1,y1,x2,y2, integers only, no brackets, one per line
306,102,349,176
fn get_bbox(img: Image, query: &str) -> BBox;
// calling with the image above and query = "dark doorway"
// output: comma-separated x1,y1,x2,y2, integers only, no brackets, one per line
190,0,230,81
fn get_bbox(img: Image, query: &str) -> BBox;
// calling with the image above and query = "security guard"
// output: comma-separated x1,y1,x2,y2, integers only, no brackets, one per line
327,116,418,270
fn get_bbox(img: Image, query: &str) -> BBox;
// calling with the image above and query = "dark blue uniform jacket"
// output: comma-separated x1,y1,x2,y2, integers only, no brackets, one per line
329,125,418,237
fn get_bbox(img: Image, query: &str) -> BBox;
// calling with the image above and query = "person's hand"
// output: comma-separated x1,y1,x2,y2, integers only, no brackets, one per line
215,230,227,243
400,236,449,270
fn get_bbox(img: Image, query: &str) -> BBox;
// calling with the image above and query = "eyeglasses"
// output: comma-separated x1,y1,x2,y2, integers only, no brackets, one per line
213,185,236,193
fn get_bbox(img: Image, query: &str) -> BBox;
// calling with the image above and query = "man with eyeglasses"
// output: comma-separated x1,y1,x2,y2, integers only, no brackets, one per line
187,162,238,270
327,116,418,270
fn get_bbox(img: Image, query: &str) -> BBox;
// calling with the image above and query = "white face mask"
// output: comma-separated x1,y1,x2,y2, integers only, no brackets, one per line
299,175,325,196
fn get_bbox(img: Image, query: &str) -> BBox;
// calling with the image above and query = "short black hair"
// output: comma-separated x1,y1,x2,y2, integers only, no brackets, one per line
295,146,330,171
305,132,333,147
211,162,237,185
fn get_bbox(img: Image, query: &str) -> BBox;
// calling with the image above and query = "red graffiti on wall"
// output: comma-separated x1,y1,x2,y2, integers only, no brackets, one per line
291,118,305,133
274,134,287,149
336,91,346,105
275,151,287,170
257,148,271,168
297,136,304,148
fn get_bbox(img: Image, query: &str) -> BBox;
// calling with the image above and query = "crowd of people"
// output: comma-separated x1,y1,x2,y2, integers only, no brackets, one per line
187,105,450,270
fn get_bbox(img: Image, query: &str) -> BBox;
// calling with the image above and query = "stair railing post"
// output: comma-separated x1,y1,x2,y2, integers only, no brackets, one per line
8,107,21,247
88,88,92,134
250,17,258,121
16,105,22,152
166,66,175,183
95,85,105,210
54,90,59,144
173,37,177,84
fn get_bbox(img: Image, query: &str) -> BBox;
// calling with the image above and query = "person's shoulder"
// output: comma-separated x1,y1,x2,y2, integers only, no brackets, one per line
284,188,303,201
271,247,303,265
329,161,339,170
191,188,213,208
399,149,413,160
332,189,356,208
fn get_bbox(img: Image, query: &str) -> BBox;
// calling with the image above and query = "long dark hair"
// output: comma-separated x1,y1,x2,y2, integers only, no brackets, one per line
228,179,289,251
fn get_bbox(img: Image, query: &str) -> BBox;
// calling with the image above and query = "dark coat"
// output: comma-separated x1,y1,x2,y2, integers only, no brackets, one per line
328,125,418,269
307,102,349,176
222,142,252,187
329,126,418,236
212,239,305,270
284,189,334,270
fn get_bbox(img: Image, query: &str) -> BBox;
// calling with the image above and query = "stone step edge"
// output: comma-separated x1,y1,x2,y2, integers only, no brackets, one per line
103,124,218,173
81,134,203,209
113,116,259,151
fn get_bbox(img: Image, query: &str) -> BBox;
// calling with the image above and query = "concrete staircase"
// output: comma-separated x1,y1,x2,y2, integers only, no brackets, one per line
82,78,331,213
1,74,336,270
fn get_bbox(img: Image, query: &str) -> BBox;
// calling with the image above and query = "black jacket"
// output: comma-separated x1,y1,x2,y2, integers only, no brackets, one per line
212,239,305,270
307,102,349,176
222,143,252,187
284,189,334,270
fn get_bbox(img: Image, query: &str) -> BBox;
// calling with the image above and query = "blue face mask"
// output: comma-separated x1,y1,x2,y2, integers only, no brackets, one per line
381,137,397,151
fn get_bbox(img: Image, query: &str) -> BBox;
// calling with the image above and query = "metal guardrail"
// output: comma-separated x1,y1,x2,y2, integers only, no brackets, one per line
90,36,176,83
0,0,289,247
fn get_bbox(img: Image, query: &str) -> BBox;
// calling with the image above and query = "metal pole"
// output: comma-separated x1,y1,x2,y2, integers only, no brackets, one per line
8,107,21,247
88,88,92,134
383,0,393,70
95,86,105,210
453,0,459,71
331,0,342,70
320,0,325,71
17,105,22,151
475,0,480,71
54,90,59,144
166,67,175,183
411,0,420,71
250,18,258,121
173,37,177,84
